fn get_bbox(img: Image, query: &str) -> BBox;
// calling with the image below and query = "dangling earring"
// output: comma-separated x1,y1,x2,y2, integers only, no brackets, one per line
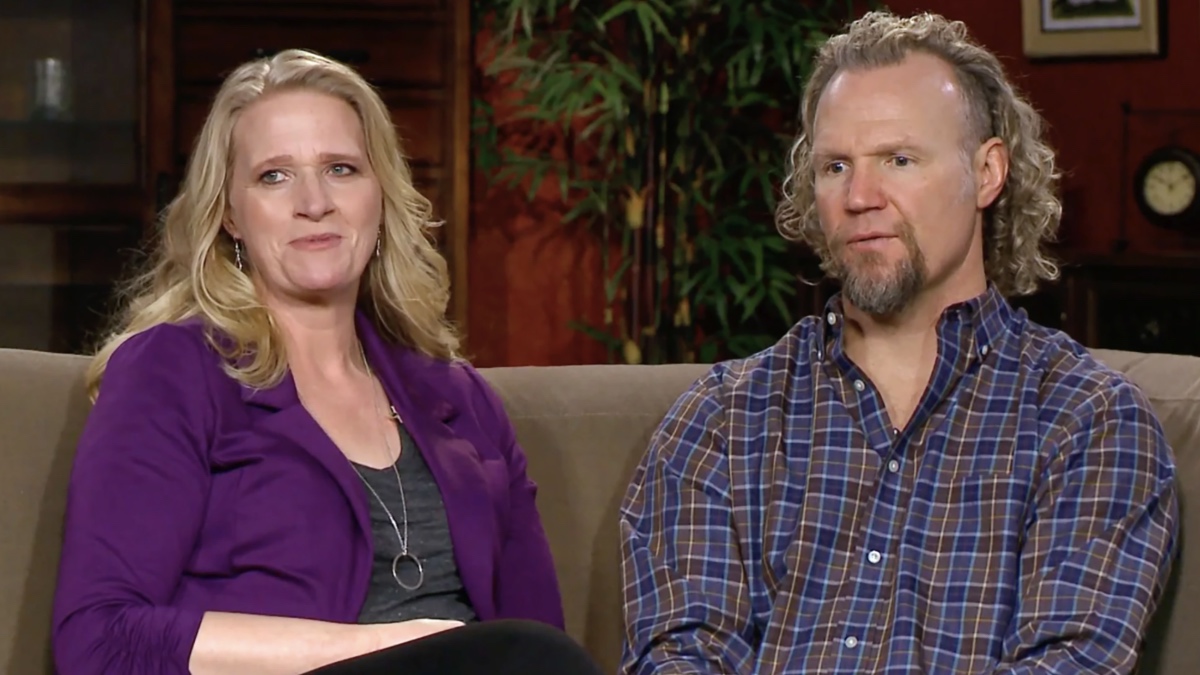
375,228,382,258
234,239,244,271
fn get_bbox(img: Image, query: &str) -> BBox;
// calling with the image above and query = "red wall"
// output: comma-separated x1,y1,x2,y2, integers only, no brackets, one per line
466,1,1200,367
465,29,609,368
883,0,1200,257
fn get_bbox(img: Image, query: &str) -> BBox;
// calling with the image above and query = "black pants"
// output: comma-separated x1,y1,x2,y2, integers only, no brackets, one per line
307,620,606,675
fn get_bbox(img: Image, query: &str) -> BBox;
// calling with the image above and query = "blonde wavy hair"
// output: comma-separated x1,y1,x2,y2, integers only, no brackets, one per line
86,49,459,399
776,10,1062,296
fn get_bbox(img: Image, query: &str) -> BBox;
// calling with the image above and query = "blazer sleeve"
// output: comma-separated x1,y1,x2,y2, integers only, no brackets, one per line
52,324,217,675
463,364,566,629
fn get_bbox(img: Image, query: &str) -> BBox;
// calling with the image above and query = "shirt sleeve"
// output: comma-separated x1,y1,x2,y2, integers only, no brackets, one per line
464,364,566,629
993,377,1179,674
52,324,216,675
619,373,757,675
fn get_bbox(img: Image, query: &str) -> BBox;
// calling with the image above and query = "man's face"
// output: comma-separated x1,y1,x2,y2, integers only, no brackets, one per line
811,52,985,317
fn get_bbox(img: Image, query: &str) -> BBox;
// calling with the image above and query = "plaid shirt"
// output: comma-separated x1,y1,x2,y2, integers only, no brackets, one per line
620,286,1178,675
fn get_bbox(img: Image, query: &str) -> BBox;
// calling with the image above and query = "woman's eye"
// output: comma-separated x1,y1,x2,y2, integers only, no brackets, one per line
330,163,357,176
259,170,284,184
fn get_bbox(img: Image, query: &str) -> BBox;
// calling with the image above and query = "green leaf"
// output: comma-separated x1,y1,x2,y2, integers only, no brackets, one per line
605,257,634,303
568,320,624,350
714,295,730,331
768,285,796,324
748,237,764,281
596,0,637,26
472,0,855,362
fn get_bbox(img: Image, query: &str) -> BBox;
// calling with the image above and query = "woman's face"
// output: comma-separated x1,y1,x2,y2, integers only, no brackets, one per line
225,88,383,307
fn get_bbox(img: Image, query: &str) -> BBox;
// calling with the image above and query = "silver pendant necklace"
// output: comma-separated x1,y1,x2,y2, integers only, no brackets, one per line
355,345,425,592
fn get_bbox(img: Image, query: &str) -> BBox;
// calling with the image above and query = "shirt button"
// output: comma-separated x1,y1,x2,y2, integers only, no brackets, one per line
853,379,865,392
887,459,901,473
827,312,838,325
867,550,882,564
891,427,900,438
979,344,990,357
844,636,859,649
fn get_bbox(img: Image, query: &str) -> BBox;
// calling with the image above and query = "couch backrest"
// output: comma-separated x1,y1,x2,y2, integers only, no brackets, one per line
0,348,1197,675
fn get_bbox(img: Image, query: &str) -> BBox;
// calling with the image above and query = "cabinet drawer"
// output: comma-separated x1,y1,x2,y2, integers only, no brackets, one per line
176,16,446,86
175,89,446,169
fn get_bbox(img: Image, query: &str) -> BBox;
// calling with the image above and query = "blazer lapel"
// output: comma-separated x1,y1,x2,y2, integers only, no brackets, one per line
240,370,373,542
356,313,499,618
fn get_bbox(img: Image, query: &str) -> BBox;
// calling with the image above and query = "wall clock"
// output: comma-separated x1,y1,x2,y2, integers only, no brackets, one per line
1133,145,1200,231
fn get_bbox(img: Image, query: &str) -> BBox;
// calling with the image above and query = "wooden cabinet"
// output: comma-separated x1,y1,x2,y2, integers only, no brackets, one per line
1057,257,1200,357
0,0,167,352
0,0,470,353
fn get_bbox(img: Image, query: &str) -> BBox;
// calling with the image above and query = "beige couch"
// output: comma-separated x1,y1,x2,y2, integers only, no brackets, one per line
1,347,1197,674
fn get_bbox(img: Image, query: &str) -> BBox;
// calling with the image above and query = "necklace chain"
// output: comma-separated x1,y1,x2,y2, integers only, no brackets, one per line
354,343,424,591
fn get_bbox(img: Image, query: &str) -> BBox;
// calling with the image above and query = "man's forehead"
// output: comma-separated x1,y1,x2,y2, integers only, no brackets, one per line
822,55,962,109
813,57,967,140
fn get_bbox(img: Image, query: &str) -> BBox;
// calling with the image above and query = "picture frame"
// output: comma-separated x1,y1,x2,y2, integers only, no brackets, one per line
1021,0,1161,58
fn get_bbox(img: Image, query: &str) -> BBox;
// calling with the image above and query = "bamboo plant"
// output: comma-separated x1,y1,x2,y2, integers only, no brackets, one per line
473,0,858,364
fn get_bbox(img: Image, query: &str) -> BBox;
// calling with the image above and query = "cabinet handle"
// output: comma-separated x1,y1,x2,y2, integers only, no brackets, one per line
252,48,370,65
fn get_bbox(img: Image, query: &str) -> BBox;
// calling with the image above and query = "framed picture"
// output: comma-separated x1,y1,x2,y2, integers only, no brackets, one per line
1021,0,1161,58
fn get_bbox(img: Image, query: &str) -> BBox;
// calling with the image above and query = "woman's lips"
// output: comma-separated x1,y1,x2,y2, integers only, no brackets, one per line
290,233,342,250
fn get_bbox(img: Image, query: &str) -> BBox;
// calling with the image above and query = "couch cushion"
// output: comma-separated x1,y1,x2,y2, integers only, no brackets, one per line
1088,350,1200,675
480,363,709,675
0,349,90,675
0,347,1197,675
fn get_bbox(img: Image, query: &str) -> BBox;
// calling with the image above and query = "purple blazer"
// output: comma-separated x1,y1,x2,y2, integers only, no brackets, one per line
51,313,564,674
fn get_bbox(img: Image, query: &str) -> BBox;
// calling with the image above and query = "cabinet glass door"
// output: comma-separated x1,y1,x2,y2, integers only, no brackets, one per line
0,0,139,185
0,0,141,354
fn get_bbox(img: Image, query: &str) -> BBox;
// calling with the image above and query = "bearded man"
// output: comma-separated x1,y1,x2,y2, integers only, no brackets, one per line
619,10,1178,675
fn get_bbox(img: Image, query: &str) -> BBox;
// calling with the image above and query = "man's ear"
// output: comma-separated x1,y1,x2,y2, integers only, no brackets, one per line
975,137,1009,210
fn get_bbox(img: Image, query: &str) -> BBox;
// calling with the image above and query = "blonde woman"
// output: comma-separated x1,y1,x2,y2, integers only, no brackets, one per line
51,50,601,675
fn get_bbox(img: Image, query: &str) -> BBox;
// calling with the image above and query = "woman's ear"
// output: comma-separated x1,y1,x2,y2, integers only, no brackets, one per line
222,217,240,241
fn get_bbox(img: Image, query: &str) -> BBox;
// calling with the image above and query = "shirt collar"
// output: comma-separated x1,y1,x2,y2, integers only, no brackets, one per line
818,283,1014,361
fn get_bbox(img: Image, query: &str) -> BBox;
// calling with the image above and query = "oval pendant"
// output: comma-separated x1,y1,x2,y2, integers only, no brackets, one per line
391,552,424,591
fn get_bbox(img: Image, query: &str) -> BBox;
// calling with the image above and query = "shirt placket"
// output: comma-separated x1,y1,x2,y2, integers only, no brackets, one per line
825,370,912,672
818,313,975,673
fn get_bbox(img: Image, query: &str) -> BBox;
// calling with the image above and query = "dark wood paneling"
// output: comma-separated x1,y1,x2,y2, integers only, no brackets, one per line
0,185,142,225
142,0,175,222
388,92,449,170
177,0,442,11
447,0,469,334
175,15,445,87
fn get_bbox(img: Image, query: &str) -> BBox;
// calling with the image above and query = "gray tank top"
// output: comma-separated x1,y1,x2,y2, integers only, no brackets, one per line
352,425,477,624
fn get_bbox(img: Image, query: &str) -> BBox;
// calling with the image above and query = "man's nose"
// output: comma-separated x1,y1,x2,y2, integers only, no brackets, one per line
845,165,886,212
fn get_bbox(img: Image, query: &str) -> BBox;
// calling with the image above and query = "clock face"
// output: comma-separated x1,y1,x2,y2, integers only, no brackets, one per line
1142,159,1197,216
